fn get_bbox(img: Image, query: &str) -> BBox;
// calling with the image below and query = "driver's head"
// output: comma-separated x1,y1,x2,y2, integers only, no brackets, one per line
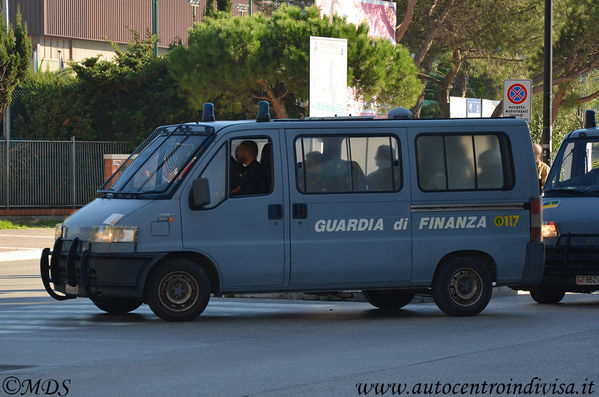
237,141,259,165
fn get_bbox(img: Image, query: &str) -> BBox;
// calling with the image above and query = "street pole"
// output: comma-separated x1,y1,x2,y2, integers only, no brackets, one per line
541,0,552,164
152,0,158,56
249,0,252,15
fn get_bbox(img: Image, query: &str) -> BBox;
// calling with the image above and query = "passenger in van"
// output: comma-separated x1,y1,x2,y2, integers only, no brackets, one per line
230,146,247,192
446,139,475,189
477,149,504,189
319,138,367,192
367,145,395,191
419,155,447,191
304,151,326,192
533,143,550,189
231,141,269,195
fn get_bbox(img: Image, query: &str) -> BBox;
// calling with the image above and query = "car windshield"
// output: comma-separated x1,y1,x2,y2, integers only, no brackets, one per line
545,138,599,196
100,124,214,197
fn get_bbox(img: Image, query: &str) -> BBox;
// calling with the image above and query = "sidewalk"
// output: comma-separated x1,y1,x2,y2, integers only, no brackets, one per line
0,228,55,300
0,228,54,263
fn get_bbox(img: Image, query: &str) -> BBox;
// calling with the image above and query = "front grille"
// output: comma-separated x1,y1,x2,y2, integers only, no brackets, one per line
546,234,599,274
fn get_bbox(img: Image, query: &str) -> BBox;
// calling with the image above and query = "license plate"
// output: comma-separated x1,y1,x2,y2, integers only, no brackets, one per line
65,284,78,295
576,275,599,285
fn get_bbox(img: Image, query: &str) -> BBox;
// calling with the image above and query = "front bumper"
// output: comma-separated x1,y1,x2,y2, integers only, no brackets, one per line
40,237,163,301
542,234,599,290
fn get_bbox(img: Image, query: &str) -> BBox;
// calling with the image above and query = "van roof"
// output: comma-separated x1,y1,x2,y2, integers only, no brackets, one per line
564,126,599,139
180,117,529,134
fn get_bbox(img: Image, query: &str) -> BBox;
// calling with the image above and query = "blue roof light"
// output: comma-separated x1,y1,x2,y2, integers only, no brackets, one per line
256,101,271,122
202,103,215,122
585,109,596,129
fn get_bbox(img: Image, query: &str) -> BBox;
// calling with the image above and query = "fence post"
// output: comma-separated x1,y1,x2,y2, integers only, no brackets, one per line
71,137,76,207
4,110,9,209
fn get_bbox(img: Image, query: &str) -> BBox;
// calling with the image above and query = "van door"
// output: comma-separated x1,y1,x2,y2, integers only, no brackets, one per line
180,130,287,289
285,128,412,286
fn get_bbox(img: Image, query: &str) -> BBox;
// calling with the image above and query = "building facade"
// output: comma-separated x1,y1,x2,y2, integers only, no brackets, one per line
6,0,211,71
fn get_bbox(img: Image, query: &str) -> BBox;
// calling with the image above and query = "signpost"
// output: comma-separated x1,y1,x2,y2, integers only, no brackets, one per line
503,79,532,122
309,36,348,117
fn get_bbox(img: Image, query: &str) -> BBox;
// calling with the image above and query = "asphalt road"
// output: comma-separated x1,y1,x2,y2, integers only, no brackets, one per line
0,232,598,397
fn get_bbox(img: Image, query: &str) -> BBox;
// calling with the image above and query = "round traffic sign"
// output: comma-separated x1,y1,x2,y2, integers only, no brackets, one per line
507,84,527,104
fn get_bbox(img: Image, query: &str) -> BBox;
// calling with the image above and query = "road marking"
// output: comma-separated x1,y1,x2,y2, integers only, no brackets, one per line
0,250,42,262
0,299,338,334
0,234,53,238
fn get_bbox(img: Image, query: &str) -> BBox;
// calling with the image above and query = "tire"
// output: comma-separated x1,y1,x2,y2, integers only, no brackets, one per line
91,297,142,314
145,258,211,322
362,290,415,310
529,284,565,304
432,257,493,317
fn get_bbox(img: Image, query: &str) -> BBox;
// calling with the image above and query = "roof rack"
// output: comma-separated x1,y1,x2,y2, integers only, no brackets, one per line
303,115,376,121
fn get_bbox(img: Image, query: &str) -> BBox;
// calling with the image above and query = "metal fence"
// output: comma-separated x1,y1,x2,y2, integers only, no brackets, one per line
0,139,131,208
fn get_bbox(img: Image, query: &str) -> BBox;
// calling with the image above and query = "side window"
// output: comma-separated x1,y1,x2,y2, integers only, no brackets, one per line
199,145,227,209
416,134,512,191
295,135,402,193
230,138,273,197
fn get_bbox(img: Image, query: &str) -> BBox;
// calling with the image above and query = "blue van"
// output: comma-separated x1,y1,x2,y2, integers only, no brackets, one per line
41,103,544,321
530,110,599,304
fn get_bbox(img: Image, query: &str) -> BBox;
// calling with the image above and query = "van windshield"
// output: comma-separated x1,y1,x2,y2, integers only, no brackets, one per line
100,124,214,197
545,138,599,197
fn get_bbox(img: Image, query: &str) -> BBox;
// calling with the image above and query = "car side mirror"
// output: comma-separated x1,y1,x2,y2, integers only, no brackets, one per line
190,178,211,209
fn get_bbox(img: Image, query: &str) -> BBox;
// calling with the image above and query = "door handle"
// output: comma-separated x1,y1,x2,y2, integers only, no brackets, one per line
293,203,308,219
268,204,283,220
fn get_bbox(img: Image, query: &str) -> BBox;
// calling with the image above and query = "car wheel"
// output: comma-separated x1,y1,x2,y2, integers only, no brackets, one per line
90,297,142,314
145,258,211,322
362,290,415,310
529,284,565,304
432,257,492,317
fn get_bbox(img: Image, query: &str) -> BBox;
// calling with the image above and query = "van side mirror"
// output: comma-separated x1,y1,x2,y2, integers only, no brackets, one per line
190,178,211,209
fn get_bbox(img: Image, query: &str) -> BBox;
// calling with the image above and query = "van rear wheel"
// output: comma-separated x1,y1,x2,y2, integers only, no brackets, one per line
362,290,415,310
529,284,565,304
145,258,211,322
432,257,492,317
90,297,142,314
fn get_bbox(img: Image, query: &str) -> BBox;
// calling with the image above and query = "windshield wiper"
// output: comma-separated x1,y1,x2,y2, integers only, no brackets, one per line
98,191,141,199
544,188,586,196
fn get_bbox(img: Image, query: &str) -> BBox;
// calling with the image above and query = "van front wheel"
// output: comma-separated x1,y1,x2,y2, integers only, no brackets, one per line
146,258,211,322
362,290,415,310
432,257,492,316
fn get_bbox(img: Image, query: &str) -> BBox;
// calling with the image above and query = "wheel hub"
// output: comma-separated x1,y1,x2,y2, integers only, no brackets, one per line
449,268,483,307
159,271,199,312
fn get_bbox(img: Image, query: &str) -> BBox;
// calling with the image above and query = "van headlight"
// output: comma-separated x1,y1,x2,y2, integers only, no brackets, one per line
542,221,558,239
90,225,138,243
55,223,66,239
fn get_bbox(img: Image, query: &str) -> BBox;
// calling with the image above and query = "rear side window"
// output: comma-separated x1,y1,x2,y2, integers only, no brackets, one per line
295,135,401,194
416,134,513,191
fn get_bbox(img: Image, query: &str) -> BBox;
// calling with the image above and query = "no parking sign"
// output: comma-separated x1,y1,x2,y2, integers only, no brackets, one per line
503,79,532,122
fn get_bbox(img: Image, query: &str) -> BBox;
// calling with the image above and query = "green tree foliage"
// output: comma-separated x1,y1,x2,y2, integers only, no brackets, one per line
396,0,599,152
14,32,195,142
397,0,539,117
527,0,599,123
12,71,94,140
168,5,421,118
0,9,32,119
206,0,232,17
